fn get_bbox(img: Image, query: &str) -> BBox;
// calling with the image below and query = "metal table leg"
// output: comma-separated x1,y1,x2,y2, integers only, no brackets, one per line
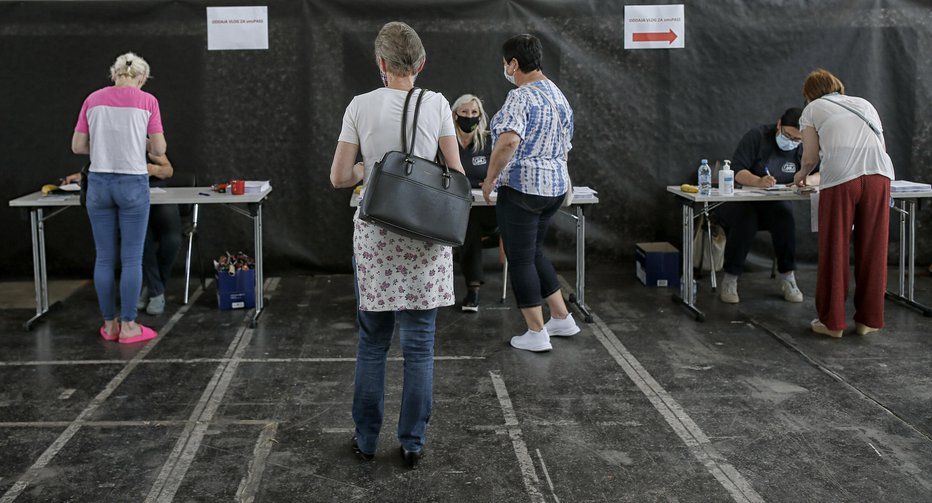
567,205,593,323
25,209,50,330
673,201,704,321
183,203,200,305
885,198,932,316
251,202,265,327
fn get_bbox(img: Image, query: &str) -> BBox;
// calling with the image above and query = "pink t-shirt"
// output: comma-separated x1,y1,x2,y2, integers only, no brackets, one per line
74,86,163,175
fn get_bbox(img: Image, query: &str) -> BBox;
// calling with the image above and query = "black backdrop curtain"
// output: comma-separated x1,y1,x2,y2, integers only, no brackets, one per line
1,0,930,277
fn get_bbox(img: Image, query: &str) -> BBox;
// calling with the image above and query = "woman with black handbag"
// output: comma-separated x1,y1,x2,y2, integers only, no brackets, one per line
329,21,464,469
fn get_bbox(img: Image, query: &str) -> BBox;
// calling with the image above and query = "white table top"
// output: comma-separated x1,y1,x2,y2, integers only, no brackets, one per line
666,185,932,202
9,186,273,208
350,187,600,208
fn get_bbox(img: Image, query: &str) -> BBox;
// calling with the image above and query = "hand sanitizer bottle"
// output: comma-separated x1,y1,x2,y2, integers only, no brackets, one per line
719,159,734,196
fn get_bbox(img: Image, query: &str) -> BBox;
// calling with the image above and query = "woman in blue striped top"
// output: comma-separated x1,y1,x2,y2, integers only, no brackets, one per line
481,34,581,352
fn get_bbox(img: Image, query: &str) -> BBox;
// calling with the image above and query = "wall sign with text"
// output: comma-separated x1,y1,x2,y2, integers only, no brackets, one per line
207,6,269,51
624,4,685,50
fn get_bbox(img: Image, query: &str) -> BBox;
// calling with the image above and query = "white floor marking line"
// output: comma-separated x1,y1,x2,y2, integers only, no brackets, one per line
0,419,275,428
57,389,75,400
535,448,560,503
235,422,279,503
588,314,765,503
0,282,209,503
489,371,545,503
0,356,486,367
145,277,279,503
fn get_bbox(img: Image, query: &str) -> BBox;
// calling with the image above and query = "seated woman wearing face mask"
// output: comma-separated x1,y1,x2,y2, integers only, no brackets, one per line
715,107,819,305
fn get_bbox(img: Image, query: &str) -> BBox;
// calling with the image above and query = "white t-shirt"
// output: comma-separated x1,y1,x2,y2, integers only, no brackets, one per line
338,87,455,182
799,94,895,190
337,87,457,312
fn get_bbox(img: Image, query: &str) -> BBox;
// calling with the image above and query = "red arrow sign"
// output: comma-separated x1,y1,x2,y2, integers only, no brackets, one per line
632,29,678,44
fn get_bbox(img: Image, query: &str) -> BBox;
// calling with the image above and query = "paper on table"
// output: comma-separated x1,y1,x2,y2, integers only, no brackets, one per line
58,183,80,192
150,187,166,194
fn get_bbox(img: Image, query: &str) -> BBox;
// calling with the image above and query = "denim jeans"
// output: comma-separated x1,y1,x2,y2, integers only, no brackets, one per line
495,186,564,308
85,172,150,321
143,204,182,297
351,257,437,454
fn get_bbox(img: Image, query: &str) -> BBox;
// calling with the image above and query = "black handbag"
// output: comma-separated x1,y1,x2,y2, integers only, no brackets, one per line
358,88,471,246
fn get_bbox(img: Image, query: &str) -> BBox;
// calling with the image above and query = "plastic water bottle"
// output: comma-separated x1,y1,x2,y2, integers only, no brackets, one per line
698,159,712,196
718,159,734,196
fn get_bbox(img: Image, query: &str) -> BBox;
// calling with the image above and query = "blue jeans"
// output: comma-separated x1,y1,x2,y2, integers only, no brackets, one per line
85,173,150,321
495,186,564,308
351,258,437,454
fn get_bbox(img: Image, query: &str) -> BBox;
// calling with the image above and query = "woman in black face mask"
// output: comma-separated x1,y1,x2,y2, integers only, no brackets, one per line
451,94,496,312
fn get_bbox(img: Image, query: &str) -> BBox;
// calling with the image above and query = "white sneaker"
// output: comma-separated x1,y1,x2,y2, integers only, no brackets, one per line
510,328,552,352
544,313,580,337
720,279,739,304
781,278,804,303
136,286,149,310
146,293,166,315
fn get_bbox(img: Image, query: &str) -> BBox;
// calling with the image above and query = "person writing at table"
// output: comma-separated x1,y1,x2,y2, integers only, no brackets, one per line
451,93,496,312
716,107,819,305
482,34,580,352
64,152,179,316
794,69,895,338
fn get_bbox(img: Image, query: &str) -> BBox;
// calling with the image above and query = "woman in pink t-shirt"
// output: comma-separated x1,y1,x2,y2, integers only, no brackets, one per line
72,52,166,344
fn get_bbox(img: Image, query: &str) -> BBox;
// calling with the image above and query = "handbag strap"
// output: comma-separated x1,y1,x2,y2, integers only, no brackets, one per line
820,96,882,137
400,87,418,155
397,87,451,181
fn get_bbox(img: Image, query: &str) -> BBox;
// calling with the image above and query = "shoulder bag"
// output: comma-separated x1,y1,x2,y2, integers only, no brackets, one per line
358,88,472,246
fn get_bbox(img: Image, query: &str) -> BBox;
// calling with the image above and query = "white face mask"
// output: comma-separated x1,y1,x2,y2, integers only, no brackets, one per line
503,65,516,86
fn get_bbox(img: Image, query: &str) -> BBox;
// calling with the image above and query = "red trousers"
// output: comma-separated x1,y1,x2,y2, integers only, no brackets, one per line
816,175,891,331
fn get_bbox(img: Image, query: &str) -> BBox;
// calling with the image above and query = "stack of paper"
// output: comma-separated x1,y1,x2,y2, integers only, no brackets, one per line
571,186,598,200
891,180,932,193
245,180,271,193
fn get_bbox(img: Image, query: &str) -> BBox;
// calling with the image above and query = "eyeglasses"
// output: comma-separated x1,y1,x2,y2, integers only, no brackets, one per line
780,127,802,143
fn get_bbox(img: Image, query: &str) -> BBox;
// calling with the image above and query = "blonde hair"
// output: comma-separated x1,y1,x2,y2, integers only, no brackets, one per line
451,94,490,153
803,68,845,102
110,52,150,82
374,22,425,77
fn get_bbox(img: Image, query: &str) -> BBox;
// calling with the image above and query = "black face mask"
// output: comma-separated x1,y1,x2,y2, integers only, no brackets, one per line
456,115,481,133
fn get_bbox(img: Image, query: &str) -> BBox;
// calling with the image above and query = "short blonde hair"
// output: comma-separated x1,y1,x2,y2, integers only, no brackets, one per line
451,94,490,153
803,68,845,102
374,22,425,77
110,52,150,82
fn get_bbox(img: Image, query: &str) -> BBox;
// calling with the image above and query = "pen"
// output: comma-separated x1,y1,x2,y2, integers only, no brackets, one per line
764,165,771,177
198,192,211,196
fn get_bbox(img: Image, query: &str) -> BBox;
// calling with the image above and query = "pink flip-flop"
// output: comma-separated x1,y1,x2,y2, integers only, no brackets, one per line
118,325,158,344
100,326,119,341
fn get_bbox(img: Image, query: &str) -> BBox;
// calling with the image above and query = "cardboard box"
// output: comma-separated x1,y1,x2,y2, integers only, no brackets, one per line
217,269,256,310
636,242,680,288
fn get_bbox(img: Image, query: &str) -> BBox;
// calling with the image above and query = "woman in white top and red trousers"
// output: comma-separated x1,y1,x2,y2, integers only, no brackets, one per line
794,69,895,338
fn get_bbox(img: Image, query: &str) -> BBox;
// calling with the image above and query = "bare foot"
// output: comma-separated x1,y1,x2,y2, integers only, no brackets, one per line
120,320,141,340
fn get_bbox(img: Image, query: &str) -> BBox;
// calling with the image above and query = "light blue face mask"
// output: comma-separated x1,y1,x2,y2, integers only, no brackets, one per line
776,133,801,151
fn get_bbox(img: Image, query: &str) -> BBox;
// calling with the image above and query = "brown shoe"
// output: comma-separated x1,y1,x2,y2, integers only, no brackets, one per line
855,322,880,336
811,319,843,338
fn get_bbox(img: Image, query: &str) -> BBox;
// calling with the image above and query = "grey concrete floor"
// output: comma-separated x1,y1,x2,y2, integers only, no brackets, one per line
1,263,931,502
